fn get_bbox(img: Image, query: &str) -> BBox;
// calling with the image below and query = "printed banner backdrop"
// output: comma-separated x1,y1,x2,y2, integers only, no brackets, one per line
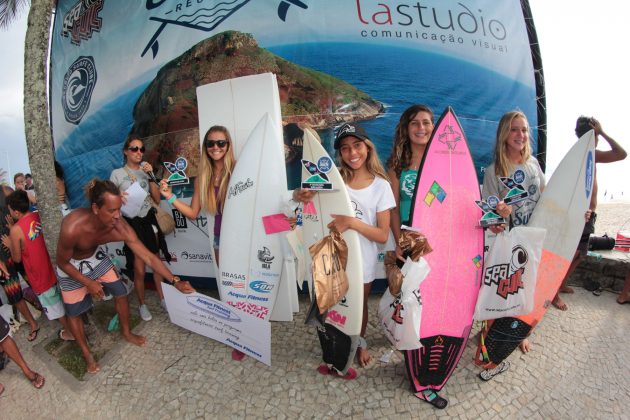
50,0,545,282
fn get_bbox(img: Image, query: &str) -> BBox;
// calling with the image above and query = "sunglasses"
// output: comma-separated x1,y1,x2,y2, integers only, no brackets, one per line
127,146,145,153
205,140,228,148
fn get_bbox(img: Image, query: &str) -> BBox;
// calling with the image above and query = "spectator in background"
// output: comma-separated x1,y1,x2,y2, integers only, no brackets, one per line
55,161,70,216
13,173,36,210
0,183,40,342
553,117,627,311
24,174,34,191
0,264,46,394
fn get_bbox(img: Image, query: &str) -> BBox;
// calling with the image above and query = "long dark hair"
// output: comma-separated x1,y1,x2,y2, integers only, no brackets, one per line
387,104,434,177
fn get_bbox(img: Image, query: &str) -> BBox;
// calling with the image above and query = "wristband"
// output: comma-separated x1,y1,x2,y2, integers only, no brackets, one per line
167,195,177,204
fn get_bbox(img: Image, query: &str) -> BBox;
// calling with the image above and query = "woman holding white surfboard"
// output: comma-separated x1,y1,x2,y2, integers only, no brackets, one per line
160,126,245,361
332,124,396,369
479,111,545,378
297,123,395,374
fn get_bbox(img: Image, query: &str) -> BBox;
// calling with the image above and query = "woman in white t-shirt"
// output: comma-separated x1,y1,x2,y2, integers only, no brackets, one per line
331,123,395,369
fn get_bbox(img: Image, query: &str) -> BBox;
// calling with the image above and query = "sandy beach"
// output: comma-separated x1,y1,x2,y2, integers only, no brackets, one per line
594,201,630,236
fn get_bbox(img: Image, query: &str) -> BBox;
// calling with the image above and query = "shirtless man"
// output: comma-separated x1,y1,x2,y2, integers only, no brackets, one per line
552,116,627,311
56,179,194,373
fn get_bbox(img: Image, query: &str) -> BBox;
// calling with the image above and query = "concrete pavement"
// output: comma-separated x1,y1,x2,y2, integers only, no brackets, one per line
1,287,629,419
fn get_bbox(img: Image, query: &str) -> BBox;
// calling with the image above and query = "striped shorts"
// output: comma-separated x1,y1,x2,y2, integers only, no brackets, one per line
56,247,127,317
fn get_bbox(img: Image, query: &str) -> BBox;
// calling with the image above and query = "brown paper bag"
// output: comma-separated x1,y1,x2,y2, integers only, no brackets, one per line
309,230,349,314
385,229,432,295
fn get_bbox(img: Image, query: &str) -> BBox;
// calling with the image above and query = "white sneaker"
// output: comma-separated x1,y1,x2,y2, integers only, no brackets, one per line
139,304,152,321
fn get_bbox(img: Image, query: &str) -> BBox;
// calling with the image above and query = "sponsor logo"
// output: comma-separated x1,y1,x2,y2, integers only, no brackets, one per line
356,3,509,54
221,280,245,289
585,151,594,199
424,180,446,207
61,0,104,46
222,272,246,281
227,291,269,303
228,178,254,198
181,251,212,261
173,209,187,229
186,296,241,322
482,245,528,299
326,310,347,327
437,123,462,151
250,280,273,294
142,1,308,59
62,56,97,125
257,246,274,269
229,301,269,320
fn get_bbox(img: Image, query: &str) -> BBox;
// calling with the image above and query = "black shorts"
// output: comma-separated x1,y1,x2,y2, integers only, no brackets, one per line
0,314,10,343
577,212,597,254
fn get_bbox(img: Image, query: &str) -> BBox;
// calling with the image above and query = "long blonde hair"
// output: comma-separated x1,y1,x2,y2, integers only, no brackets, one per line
198,126,235,214
338,138,389,184
387,104,434,177
493,111,532,177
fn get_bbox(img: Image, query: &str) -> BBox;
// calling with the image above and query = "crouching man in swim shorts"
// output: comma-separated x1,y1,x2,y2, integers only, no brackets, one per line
56,179,194,374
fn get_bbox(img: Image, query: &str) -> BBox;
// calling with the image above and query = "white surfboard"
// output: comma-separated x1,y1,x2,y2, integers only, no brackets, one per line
197,74,297,320
301,127,363,336
196,73,283,158
529,130,595,258
219,113,287,321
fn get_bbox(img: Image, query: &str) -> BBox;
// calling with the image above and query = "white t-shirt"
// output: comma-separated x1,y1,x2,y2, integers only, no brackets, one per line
110,166,152,218
346,176,396,283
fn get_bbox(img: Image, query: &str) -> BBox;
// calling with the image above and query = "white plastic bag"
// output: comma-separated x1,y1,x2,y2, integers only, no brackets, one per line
378,256,430,350
474,226,546,321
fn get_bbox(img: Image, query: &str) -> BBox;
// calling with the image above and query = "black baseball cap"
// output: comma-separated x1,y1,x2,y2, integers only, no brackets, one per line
334,123,369,149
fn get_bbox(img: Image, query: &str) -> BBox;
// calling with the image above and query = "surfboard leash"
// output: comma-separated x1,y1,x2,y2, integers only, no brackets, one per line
479,321,490,363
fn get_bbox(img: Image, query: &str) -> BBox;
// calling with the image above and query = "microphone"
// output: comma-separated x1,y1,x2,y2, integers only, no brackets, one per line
141,161,160,185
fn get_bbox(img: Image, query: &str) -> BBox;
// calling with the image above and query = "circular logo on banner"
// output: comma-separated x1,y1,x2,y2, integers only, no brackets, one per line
61,56,97,125
317,156,333,173
513,169,525,184
487,195,500,209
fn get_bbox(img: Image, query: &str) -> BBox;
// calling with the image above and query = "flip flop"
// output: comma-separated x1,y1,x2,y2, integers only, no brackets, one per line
617,299,630,305
316,364,357,380
58,329,75,341
27,327,40,342
416,389,448,409
479,360,510,381
231,349,246,361
28,372,45,389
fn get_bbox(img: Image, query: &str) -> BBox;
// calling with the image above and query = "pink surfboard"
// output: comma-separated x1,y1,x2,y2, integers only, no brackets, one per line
404,107,483,394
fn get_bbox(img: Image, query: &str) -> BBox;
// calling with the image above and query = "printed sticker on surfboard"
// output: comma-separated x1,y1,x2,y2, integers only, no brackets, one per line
219,113,287,321
300,127,363,337
196,73,284,275
406,106,483,392
477,130,596,368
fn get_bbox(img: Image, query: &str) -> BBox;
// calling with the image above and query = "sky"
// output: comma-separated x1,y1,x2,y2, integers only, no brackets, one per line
0,1,628,201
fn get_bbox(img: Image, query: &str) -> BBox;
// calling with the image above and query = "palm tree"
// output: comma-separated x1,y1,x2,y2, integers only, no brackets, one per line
1,0,61,261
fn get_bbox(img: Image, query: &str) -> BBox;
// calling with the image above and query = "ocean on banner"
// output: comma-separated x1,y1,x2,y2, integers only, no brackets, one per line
270,43,538,186
55,44,538,205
